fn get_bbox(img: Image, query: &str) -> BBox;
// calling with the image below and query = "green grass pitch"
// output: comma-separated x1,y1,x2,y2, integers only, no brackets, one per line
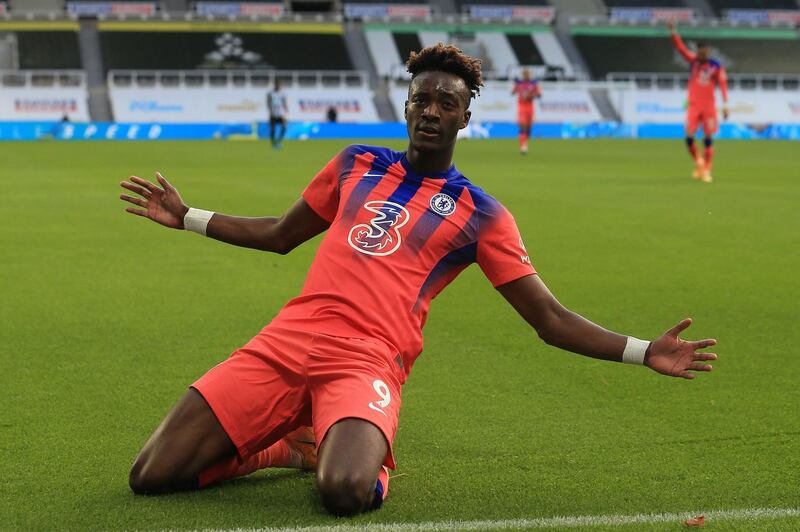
1,138,798,531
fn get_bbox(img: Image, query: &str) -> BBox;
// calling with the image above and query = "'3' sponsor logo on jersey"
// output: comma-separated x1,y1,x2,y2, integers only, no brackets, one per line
348,200,410,256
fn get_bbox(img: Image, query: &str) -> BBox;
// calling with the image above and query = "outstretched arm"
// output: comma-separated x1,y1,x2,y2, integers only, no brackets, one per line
667,21,695,63
119,172,329,254
497,274,717,379
718,67,730,119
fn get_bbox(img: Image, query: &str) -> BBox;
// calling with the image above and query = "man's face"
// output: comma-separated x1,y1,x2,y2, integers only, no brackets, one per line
404,71,471,153
697,46,710,62
522,68,531,81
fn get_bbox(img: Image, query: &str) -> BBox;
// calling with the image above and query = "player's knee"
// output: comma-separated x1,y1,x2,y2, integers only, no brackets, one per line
704,137,713,147
128,453,171,495
685,136,695,147
316,468,375,516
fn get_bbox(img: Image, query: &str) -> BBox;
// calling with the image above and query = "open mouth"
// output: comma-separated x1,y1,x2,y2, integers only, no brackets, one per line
417,125,440,137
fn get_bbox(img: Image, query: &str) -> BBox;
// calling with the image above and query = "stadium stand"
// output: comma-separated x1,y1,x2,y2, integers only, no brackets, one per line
455,0,549,6
1,0,798,125
345,0,425,3
573,27,800,78
392,32,422,65
99,30,353,71
16,31,82,69
602,0,689,7
506,33,544,66
708,0,799,17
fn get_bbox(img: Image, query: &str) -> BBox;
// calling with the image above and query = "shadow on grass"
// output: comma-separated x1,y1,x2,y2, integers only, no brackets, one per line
79,469,338,529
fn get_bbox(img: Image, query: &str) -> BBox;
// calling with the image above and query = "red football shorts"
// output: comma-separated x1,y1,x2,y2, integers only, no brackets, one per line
192,326,403,468
686,105,718,135
517,105,534,126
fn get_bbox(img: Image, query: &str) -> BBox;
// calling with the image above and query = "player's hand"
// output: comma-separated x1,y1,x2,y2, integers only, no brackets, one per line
722,107,730,120
644,318,717,379
119,172,189,229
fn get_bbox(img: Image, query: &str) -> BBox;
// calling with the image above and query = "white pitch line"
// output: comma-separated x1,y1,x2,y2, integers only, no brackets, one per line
235,507,800,532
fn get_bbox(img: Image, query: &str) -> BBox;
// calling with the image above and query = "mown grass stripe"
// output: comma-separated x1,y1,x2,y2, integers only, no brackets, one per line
248,507,800,531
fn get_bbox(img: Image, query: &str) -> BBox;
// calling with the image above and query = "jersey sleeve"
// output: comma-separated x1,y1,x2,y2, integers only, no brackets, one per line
670,32,696,63
717,66,729,102
476,207,536,287
302,148,348,223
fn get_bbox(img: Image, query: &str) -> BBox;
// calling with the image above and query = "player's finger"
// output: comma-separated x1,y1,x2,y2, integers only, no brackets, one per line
679,371,696,380
120,194,147,208
691,338,716,349
120,181,151,198
689,362,713,372
156,172,173,191
667,318,692,338
130,175,159,191
125,207,147,217
693,352,717,361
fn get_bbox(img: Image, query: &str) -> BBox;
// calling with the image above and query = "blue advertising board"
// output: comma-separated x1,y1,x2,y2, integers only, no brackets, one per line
0,121,798,141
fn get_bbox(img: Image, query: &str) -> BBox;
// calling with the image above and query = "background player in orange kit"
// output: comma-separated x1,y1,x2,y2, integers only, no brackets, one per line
511,68,541,155
668,21,729,183
119,44,717,517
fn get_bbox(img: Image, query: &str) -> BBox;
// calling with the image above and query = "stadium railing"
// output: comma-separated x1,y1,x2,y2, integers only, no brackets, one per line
387,64,588,82
607,71,800,91
107,69,369,89
568,14,799,28
0,69,86,88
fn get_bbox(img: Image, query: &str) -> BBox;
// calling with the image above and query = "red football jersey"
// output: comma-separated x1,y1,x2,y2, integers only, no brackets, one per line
270,145,536,379
671,33,729,108
513,79,541,108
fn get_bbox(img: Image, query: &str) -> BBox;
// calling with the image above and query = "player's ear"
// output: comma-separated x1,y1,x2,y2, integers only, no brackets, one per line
460,109,471,130
404,101,409,121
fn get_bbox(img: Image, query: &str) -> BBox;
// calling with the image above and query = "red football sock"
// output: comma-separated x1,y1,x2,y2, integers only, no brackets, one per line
371,466,390,510
198,440,293,488
704,146,714,170
687,143,699,161
519,132,528,148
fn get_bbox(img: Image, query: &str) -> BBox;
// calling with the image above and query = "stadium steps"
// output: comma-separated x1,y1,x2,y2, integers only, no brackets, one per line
549,1,592,79
548,0,605,17
476,32,518,77
8,0,62,12
344,22,397,121
77,19,112,121
392,32,423,65
684,0,716,18
428,0,459,15
532,31,574,78
162,0,190,11
0,34,15,69
419,30,449,48
506,34,544,66
364,29,402,78
588,88,620,121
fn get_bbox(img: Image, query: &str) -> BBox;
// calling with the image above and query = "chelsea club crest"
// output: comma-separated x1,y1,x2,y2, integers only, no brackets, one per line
430,193,456,216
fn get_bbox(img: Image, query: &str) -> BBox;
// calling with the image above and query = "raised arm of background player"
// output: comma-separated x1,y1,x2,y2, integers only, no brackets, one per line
119,172,327,254
667,21,695,63
667,21,729,120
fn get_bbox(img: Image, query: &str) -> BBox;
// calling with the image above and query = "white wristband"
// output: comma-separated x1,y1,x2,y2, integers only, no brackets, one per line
184,208,215,236
622,337,650,365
